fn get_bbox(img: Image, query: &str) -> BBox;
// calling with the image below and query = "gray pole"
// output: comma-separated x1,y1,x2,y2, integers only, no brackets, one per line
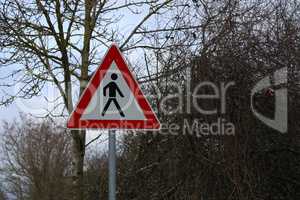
108,130,116,200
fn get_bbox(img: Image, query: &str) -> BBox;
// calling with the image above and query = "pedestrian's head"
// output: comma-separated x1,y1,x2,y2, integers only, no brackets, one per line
111,73,118,80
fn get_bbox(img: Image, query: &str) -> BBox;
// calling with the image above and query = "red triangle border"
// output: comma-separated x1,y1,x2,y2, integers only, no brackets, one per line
67,44,160,130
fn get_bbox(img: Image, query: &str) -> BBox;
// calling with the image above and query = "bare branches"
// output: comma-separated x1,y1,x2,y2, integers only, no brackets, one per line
85,133,103,148
1,117,72,199
120,0,173,50
0,0,197,111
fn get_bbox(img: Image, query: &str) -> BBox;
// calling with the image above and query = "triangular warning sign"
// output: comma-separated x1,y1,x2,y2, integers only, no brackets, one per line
67,44,160,130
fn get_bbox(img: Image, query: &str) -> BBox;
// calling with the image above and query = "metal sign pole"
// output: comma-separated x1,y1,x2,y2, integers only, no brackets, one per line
108,130,116,200
66,44,161,199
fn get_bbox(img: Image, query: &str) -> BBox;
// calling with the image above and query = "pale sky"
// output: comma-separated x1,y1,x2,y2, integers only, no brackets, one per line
0,1,174,149
0,2,164,122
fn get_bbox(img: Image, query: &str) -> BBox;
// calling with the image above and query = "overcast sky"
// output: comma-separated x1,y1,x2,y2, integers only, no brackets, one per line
0,4,159,123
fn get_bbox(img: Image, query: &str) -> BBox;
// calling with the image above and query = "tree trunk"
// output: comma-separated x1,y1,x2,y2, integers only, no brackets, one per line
71,129,86,200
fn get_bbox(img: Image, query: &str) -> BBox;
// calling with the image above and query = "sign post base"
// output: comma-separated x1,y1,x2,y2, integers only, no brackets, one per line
108,130,116,200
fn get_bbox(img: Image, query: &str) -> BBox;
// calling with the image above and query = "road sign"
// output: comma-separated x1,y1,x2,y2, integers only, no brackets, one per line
67,44,160,130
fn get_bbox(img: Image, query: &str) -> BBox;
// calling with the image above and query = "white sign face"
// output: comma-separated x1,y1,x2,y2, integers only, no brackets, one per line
67,44,160,130
81,62,146,120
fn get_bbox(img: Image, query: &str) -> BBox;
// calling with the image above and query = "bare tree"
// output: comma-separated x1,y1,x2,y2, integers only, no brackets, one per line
1,116,72,200
0,0,191,199
2,0,298,199
118,0,300,199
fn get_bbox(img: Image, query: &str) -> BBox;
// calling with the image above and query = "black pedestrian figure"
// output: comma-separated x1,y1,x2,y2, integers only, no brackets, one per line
101,73,125,117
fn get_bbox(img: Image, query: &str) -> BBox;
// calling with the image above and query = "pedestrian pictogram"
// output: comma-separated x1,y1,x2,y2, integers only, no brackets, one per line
67,44,160,130
67,43,161,200
102,73,125,117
